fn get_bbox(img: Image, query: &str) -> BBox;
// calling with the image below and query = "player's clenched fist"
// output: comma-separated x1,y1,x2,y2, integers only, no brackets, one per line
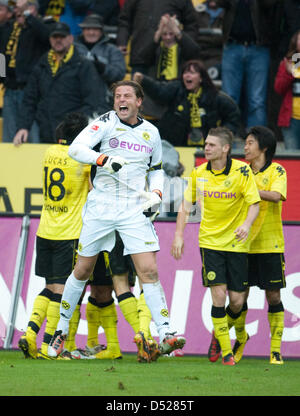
96,154,129,173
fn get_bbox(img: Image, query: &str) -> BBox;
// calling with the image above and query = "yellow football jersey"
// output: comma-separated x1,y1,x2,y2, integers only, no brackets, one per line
249,162,287,253
184,158,261,252
37,144,90,240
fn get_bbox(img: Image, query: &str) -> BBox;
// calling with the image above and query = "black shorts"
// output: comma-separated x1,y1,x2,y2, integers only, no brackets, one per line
248,253,286,290
108,231,136,287
91,252,113,286
35,236,78,284
200,247,248,292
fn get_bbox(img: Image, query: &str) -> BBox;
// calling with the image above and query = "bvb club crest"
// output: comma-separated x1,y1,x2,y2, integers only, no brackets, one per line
142,132,150,141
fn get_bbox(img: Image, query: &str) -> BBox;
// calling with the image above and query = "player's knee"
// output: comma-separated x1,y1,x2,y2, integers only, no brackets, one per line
138,266,158,283
74,255,98,280
266,289,281,305
74,264,94,280
228,293,245,313
210,285,227,307
230,300,244,314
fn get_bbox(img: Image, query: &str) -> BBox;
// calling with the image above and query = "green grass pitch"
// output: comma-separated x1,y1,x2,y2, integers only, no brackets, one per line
0,350,299,397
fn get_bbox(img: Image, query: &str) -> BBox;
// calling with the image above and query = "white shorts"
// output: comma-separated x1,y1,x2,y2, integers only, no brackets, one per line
78,191,160,257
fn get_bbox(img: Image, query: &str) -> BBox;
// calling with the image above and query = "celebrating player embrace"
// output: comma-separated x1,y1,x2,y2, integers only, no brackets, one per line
48,80,185,361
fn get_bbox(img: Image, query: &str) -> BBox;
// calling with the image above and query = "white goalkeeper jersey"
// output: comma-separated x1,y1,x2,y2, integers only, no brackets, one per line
68,111,164,205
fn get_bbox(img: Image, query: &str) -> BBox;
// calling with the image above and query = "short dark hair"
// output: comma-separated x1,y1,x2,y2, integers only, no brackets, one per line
111,80,144,100
55,112,89,145
207,126,234,155
246,126,276,163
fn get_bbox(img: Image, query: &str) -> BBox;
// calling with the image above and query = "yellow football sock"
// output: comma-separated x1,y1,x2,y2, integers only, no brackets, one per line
64,304,81,352
212,306,232,357
41,294,61,355
268,303,284,354
98,300,121,353
26,288,52,340
117,292,140,334
137,292,152,340
226,312,235,330
226,305,248,343
235,307,248,343
86,297,102,348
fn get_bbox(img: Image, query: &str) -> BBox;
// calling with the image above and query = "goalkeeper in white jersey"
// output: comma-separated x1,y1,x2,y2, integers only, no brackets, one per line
48,80,186,361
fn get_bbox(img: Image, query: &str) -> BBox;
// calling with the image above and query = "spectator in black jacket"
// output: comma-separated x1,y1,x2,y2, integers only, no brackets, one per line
116,0,198,74
141,13,201,81
0,0,51,142
133,59,241,147
74,13,126,107
137,13,202,124
13,22,108,144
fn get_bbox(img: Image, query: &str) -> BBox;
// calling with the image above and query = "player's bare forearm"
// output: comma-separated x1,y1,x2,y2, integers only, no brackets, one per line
259,190,282,202
171,200,193,259
175,200,193,236
234,202,259,242
244,202,260,228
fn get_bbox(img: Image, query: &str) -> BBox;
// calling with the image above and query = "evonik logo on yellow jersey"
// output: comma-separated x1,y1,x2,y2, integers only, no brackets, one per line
199,190,236,199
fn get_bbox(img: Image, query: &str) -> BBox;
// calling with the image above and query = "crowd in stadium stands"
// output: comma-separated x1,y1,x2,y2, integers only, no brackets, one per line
0,0,300,148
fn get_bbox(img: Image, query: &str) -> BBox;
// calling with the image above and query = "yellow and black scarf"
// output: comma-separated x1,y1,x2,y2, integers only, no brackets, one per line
47,44,74,76
187,87,203,128
187,87,206,146
157,43,178,80
6,21,22,69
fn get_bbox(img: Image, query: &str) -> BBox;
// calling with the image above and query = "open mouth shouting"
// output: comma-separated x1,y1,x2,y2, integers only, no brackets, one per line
184,79,193,86
183,77,198,91
119,105,129,115
182,67,202,92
